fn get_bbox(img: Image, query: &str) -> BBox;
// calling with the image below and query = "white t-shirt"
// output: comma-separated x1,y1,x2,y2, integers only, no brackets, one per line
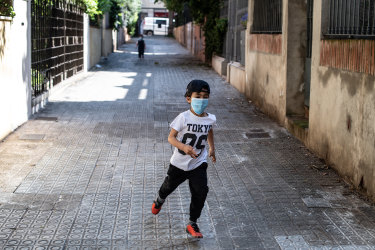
170,110,216,171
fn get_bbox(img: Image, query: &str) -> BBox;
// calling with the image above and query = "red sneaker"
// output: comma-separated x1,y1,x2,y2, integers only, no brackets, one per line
186,223,203,238
151,200,162,215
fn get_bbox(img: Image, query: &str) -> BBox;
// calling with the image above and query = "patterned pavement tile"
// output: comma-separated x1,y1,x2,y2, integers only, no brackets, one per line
0,36,374,249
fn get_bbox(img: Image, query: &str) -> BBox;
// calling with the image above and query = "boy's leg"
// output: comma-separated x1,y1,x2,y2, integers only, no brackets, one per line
188,162,209,222
152,164,186,215
158,164,187,200
153,165,186,214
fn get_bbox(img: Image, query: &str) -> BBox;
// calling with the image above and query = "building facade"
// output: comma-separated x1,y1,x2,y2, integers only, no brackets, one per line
242,0,375,199
141,0,168,17
0,0,127,141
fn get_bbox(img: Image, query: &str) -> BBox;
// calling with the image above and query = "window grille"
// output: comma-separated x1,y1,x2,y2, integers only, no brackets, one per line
325,0,375,38
251,0,282,34
31,0,84,97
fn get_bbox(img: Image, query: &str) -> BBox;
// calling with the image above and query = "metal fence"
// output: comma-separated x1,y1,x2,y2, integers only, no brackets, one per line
31,0,84,97
325,0,375,38
251,0,282,34
224,0,248,65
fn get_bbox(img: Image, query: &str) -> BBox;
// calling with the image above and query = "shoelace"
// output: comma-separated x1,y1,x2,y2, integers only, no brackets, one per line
154,200,162,208
190,223,200,232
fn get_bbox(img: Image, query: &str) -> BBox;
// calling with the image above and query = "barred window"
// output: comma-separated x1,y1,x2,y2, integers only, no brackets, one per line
251,0,282,34
323,0,375,38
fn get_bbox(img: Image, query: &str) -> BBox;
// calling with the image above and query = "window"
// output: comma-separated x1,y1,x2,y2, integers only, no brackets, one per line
251,0,282,34
155,19,167,25
323,0,375,38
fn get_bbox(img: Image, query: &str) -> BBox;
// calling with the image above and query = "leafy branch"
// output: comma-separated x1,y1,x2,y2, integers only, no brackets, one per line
155,0,227,61
83,0,140,33
0,0,16,18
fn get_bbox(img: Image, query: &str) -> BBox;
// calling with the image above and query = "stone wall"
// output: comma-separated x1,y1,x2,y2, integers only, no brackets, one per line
245,0,288,123
89,27,102,69
309,0,375,199
244,0,375,199
173,22,205,62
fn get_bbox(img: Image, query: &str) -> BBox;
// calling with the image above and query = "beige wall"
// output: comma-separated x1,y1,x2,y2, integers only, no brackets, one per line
102,28,113,57
227,62,246,94
212,55,227,76
0,1,31,140
89,27,102,69
245,0,288,123
245,0,308,123
173,23,205,62
244,0,375,199
309,0,375,199
245,50,286,122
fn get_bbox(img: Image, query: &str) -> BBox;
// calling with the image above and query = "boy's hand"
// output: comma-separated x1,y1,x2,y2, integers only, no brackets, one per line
183,145,198,158
209,149,216,163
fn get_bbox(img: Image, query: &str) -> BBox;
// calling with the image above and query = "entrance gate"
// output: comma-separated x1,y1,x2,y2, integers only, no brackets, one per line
31,0,84,97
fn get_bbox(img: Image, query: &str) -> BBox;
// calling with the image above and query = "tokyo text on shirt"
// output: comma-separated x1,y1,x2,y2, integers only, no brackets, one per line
170,110,216,171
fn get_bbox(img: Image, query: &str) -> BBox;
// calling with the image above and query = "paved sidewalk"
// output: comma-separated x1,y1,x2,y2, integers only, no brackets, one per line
0,36,375,249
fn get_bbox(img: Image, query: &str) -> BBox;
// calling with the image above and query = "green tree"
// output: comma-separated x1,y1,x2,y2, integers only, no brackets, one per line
83,0,140,33
155,0,227,61
122,0,141,35
0,0,16,18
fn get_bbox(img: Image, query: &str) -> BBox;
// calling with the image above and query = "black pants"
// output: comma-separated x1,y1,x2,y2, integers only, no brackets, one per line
138,50,144,58
158,163,209,222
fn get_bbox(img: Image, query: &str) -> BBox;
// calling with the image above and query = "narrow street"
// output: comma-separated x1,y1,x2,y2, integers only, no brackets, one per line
0,36,374,249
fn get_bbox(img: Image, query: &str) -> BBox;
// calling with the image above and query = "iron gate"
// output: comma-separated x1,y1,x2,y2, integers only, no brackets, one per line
225,0,248,64
31,0,84,97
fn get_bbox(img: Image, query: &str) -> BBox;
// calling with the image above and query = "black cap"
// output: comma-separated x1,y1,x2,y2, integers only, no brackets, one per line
184,80,210,97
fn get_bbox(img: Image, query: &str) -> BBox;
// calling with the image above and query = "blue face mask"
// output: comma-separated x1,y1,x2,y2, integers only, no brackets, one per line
191,98,208,115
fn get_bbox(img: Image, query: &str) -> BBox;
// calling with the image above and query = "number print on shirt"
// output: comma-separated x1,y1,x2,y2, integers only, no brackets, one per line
178,133,207,155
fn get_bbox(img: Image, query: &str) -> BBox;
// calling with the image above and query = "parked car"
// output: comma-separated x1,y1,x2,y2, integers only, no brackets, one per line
141,17,169,36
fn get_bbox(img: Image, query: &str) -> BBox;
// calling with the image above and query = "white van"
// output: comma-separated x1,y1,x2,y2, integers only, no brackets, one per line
141,17,169,36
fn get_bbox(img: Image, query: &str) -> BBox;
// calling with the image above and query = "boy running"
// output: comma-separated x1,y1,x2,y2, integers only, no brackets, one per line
136,35,146,58
151,79,216,238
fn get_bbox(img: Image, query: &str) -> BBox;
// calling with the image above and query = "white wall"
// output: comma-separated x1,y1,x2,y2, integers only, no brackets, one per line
0,0,31,140
84,14,90,72
141,0,165,9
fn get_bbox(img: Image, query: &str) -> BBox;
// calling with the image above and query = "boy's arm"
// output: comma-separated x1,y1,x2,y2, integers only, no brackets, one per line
207,129,216,163
168,128,198,159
